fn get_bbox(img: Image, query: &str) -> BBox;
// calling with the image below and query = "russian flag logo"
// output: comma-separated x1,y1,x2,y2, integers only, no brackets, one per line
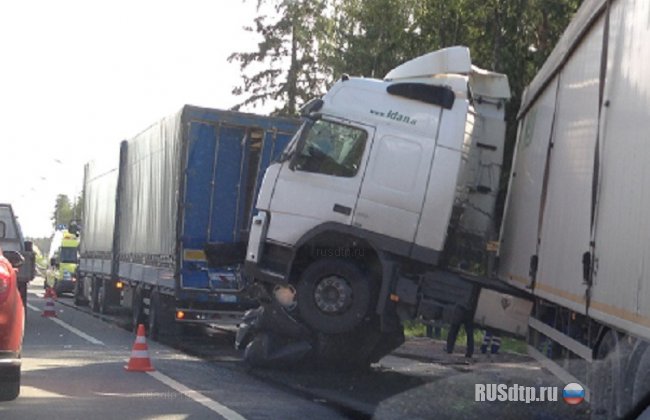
563,383,585,405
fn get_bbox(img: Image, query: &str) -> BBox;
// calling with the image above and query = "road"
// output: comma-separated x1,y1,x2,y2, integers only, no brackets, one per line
0,282,343,420
0,279,591,419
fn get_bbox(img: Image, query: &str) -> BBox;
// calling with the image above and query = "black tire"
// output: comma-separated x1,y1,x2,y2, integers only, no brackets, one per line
296,258,372,334
90,278,101,313
592,331,623,419
73,279,86,306
97,281,109,315
147,292,160,341
0,366,20,401
633,344,650,411
131,287,144,332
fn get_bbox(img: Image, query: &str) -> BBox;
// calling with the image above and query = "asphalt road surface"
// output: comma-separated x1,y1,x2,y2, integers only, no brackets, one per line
0,284,342,420
1,280,592,419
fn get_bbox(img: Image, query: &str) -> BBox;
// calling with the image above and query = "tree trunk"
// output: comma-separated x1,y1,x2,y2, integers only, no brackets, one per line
287,21,298,116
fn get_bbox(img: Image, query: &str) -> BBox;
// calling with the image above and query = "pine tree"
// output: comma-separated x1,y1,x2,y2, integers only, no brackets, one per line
228,0,331,116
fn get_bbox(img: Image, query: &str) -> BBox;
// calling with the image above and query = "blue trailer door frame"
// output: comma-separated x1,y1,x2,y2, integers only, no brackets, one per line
178,116,297,298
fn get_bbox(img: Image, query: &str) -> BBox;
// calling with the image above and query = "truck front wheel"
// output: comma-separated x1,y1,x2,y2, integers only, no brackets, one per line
296,258,373,334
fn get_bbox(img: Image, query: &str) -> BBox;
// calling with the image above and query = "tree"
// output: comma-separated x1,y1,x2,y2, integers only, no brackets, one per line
324,0,421,79
71,192,83,225
228,0,331,116
51,194,73,229
231,0,582,174
51,193,82,229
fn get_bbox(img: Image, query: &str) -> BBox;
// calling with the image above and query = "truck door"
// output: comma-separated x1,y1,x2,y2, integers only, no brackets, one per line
353,132,436,247
267,118,373,243
182,122,245,293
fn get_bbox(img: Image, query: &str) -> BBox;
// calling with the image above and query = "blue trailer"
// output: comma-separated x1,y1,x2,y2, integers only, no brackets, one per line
77,105,299,338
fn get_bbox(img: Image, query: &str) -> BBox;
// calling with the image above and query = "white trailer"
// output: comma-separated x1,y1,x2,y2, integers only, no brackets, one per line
498,0,650,416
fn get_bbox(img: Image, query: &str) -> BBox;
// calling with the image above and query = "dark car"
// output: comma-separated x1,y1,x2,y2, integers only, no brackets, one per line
0,249,25,401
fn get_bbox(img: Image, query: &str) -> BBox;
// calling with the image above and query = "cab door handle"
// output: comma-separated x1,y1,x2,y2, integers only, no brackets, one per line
333,204,351,216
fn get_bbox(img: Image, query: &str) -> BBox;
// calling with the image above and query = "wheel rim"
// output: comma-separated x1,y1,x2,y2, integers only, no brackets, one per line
98,285,106,313
314,275,353,314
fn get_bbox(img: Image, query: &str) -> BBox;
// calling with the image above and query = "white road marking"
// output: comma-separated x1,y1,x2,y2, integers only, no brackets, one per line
27,290,243,419
26,303,41,312
147,370,247,420
26,303,105,346
49,318,106,346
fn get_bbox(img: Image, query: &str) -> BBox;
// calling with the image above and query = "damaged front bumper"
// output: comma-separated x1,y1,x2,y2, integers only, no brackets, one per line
236,302,312,368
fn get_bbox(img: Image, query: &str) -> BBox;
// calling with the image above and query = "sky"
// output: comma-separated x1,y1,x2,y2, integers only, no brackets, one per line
0,0,273,237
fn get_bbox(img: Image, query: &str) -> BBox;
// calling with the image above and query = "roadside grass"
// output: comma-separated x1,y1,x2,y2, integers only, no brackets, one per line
403,321,527,354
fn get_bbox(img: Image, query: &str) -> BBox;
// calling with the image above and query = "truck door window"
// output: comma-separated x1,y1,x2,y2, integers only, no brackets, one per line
293,120,367,177
241,129,263,231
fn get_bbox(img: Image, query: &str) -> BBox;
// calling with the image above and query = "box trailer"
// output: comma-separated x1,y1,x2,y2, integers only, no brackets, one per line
77,105,299,338
498,0,650,416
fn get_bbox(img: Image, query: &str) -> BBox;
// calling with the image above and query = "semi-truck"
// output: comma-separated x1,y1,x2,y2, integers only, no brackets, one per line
498,0,650,417
236,46,527,368
240,0,650,416
75,105,299,338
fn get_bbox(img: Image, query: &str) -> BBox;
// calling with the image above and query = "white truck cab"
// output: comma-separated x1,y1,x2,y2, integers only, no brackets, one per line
241,47,517,367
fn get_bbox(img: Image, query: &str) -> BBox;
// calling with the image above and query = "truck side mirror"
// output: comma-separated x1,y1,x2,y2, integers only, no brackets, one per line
288,157,297,171
3,250,24,268
299,98,323,117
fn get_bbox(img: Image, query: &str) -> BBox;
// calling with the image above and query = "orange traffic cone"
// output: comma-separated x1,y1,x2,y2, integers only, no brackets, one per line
124,324,155,372
41,288,57,317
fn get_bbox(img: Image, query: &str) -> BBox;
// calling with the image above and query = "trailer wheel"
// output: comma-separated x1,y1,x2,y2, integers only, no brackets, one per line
131,287,144,332
0,366,20,401
297,258,372,334
97,281,110,315
73,278,86,306
633,343,650,411
592,331,625,419
90,278,100,313
147,291,161,341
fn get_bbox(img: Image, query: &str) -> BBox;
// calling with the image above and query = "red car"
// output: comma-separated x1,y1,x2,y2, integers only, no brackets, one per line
0,249,24,401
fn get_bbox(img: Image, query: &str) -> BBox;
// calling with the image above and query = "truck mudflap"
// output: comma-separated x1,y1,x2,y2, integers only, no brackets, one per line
236,302,405,369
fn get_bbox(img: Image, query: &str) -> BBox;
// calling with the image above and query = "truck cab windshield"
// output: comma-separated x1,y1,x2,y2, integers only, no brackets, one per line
291,119,367,177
